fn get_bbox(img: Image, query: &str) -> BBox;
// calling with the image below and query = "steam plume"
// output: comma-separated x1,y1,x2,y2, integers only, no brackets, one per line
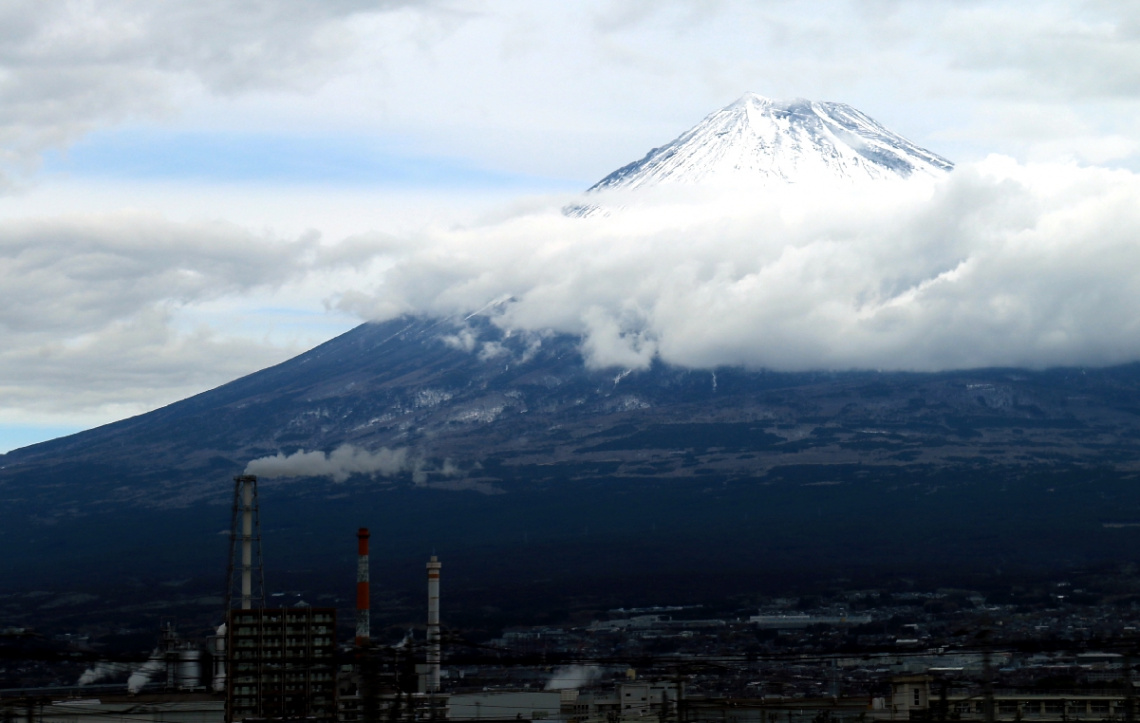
127,651,165,694
78,661,131,686
245,444,410,482
546,664,602,690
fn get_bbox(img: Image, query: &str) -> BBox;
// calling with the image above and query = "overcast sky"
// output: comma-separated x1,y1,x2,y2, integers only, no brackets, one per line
3,0,1140,453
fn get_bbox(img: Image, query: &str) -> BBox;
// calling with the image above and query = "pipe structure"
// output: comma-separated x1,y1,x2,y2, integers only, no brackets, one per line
426,555,441,692
356,528,371,646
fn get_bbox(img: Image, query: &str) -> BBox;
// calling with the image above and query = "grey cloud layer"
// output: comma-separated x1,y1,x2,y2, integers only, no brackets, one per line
5,1,1140,187
0,0,419,177
0,214,316,333
939,2,1140,100
0,213,318,419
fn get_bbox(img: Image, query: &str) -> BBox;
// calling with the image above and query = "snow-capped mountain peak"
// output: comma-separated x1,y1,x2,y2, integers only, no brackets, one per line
586,93,953,192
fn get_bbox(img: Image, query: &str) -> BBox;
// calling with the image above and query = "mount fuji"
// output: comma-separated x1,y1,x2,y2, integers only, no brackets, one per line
589,93,952,192
6,97,1140,634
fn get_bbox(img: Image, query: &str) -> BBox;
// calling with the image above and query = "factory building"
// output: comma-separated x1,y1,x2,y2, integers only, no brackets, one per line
748,613,873,628
2,478,452,723
10,695,224,723
886,674,1138,721
561,682,680,722
225,607,338,722
338,552,450,723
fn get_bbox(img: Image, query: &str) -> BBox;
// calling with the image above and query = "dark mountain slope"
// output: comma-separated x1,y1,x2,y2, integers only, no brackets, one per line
5,315,1140,630
9,314,1140,507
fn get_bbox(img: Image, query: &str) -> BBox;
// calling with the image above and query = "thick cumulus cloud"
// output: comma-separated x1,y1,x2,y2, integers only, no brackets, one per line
334,157,1140,372
7,155,1140,446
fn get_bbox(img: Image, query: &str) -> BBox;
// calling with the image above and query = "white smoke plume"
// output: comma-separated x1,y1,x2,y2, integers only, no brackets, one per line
332,157,1140,373
127,651,165,694
546,664,602,690
78,661,132,686
245,444,410,482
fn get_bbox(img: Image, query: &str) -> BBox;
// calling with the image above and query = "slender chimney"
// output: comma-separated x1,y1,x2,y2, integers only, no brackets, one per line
225,474,264,612
426,555,441,692
355,528,371,646
240,478,254,609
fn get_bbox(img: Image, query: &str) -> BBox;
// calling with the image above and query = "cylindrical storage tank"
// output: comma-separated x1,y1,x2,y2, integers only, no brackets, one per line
176,648,201,689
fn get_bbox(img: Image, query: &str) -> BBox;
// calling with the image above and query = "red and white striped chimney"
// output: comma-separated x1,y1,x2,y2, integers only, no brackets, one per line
426,555,441,692
355,528,370,646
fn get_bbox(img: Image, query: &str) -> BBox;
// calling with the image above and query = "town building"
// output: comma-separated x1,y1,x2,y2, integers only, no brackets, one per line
887,674,1137,721
225,607,337,722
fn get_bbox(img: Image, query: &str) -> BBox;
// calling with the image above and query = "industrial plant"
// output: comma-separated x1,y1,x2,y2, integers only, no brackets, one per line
7,474,1140,723
1,475,453,723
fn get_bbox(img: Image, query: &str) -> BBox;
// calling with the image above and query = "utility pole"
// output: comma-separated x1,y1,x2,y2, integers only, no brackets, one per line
674,668,686,723
1126,652,1135,723
938,679,949,723
983,646,995,723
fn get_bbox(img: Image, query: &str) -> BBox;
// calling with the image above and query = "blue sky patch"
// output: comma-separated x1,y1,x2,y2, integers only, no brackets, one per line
0,424,84,455
42,128,582,191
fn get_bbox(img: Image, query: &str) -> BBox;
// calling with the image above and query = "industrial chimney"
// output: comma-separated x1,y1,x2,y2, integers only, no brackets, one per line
225,475,264,611
240,480,254,609
355,528,370,646
426,555,441,692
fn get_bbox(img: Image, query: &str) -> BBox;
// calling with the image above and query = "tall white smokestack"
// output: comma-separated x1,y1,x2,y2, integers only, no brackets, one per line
241,479,254,609
356,528,370,646
426,555,441,692
227,474,263,612
209,623,226,693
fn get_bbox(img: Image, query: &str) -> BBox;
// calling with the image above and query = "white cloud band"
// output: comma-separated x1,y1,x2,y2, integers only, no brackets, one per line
337,157,1140,372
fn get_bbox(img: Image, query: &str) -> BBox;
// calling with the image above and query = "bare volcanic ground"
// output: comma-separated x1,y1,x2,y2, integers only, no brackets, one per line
4,315,1140,631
